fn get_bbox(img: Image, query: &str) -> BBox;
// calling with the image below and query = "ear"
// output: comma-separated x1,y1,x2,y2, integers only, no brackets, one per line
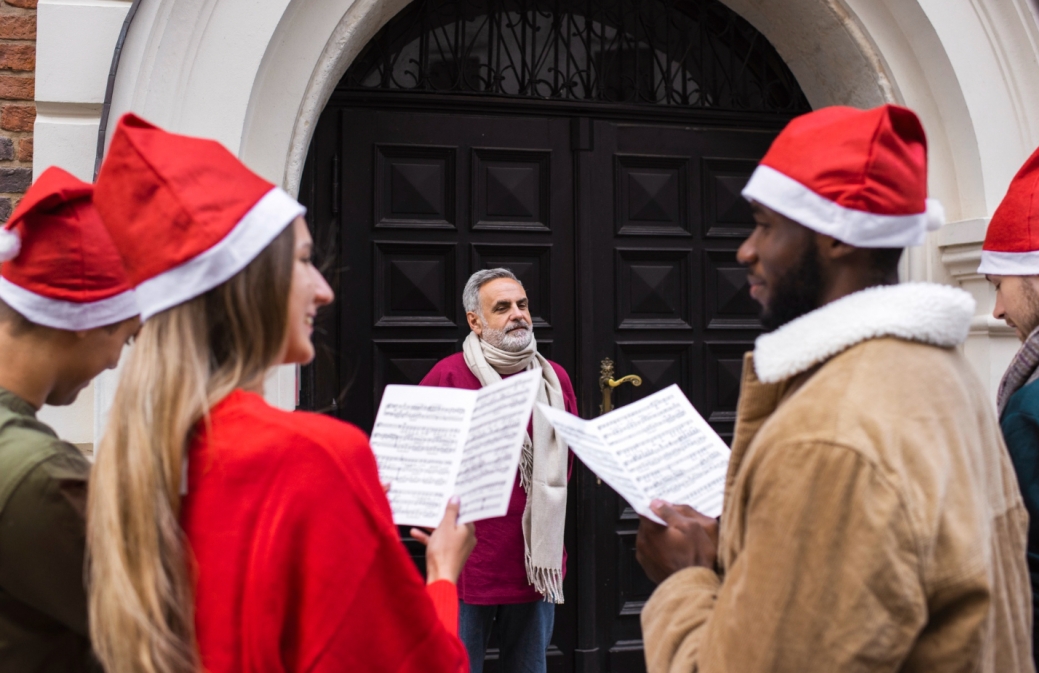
814,232,857,261
466,311,483,335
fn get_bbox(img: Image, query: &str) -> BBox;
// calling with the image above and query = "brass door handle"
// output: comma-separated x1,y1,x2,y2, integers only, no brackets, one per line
599,357,642,415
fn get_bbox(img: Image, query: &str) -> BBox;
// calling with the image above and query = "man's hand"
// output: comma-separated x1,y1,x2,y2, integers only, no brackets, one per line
636,499,719,584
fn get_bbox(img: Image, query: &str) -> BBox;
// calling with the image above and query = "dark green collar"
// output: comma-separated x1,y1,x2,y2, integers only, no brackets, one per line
0,386,37,419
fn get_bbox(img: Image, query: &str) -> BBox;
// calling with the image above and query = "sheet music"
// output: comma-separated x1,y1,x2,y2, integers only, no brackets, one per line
536,405,649,514
456,370,541,524
538,385,729,525
370,371,541,527
370,386,472,528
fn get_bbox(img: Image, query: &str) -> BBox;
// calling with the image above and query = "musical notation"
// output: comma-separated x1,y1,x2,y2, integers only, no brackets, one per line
538,385,730,524
369,370,542,527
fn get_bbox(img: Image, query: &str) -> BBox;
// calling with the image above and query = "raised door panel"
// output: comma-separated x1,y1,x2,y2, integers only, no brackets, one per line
472,148,552,231
614,155,690,237
615,248,694,330
373,241,458,327
701,157,758,239
375,145,457,229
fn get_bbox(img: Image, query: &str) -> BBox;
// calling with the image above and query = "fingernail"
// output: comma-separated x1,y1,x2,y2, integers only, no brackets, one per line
650,499,668,508
449,495,461,505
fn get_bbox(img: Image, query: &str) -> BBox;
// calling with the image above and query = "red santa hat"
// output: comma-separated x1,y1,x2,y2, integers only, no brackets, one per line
0,166,138,330
741,104,944,248
977,145,1039,276
94,113,304,320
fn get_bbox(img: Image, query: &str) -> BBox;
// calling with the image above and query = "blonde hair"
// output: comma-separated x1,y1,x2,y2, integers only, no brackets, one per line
87,225,294,673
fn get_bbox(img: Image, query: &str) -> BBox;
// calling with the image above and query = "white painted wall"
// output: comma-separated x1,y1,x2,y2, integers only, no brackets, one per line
34,0,132,445
31,0,1039,446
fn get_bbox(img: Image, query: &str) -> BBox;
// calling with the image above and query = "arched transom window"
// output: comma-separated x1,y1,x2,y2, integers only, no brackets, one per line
343,0,811,113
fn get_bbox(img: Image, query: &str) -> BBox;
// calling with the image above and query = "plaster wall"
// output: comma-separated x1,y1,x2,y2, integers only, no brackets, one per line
31,0,1039,446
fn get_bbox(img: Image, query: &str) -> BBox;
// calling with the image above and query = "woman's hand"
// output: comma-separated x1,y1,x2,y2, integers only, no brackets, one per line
410,496,476,585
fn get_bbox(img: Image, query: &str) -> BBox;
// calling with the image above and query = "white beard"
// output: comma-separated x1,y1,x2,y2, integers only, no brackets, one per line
481,318,533,352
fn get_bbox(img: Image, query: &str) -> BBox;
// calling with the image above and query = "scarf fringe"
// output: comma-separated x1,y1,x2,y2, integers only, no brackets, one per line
525,554,565,604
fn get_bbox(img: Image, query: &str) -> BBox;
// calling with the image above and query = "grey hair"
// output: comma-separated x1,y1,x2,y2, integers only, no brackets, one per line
463,268,521,314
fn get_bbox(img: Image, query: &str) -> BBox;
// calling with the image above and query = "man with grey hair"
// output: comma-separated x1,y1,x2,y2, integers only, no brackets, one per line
420,268,578,673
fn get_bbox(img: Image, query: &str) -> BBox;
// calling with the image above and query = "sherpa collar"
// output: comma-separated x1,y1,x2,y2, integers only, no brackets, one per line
753,283,975,384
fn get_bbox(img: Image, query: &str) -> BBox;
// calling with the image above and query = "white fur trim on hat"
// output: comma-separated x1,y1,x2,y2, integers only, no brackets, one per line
753,282,974,384
977,250,1039,276
0,277,139,330
136,187,305,321
741,165,943,248
0,227,20,262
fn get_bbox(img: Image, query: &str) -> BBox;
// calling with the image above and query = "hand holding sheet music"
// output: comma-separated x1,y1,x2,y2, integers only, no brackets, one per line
537,385,729,524
369,369,541,527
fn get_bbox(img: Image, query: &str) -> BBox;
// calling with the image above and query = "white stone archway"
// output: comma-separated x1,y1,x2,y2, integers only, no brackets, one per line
31,0,1039,441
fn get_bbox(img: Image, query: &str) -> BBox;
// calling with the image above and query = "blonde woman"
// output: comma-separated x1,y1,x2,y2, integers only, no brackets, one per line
87,114,474,673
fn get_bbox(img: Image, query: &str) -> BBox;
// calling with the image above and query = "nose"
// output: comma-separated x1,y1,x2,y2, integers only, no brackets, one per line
508,303,526,323
313,268,334,307
736,232,757,267
992,291,1006,321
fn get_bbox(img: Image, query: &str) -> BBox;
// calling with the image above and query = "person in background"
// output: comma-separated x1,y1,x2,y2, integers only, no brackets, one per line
979,144,1039,667
0,166,140,672
634,104,1034,672
420,268,577,673
86,113,474,673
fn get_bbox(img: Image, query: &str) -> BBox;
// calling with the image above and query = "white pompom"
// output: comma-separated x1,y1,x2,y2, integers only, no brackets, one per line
0,227,19,262
925,198,945,232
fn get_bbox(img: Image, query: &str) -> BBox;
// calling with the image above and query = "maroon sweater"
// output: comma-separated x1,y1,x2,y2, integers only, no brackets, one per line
420,353,578,604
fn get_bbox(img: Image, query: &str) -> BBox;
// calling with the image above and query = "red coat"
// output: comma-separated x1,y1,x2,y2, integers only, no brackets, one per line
181,389,466,673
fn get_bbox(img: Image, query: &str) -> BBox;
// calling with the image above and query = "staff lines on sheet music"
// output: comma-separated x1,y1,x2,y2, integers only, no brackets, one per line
369,371,542,527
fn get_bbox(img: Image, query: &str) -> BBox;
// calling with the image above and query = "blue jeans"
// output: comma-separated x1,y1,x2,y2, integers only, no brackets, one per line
459,600,555,673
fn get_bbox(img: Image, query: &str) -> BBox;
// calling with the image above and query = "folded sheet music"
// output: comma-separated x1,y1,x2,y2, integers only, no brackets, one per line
370,369,541,527
538,385,729,524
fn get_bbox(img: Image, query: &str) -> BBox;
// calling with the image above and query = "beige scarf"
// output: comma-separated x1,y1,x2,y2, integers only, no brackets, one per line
463,331,567,603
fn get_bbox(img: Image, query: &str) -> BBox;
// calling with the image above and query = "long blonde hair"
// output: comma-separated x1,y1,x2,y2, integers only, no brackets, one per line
87,225,294,673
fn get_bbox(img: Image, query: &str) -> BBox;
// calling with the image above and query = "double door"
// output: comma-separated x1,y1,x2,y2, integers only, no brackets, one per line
300,101,777,672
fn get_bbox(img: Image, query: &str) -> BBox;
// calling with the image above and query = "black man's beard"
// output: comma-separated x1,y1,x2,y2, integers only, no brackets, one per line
759,243,825,332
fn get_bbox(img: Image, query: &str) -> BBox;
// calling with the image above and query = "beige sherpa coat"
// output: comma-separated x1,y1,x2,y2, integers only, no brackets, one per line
642,283,1034,672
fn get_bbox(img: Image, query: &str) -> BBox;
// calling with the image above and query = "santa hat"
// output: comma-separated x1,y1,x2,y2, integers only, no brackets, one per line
977,145,1039,276
93,113,304,321
741,104,945,248
0,166,138,330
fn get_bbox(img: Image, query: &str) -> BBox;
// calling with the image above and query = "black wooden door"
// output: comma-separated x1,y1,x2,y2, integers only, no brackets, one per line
302,105,580,672
301,104,779,673
571,119,769,671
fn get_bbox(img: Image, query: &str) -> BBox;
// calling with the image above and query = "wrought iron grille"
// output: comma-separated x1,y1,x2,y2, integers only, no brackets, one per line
341,0,810,112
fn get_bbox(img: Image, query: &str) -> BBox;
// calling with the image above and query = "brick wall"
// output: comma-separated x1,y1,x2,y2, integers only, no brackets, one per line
0,0,33,223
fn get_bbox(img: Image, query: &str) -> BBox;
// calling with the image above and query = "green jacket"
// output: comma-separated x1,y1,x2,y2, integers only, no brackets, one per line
1001,378,1039,658
0,387,96,672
